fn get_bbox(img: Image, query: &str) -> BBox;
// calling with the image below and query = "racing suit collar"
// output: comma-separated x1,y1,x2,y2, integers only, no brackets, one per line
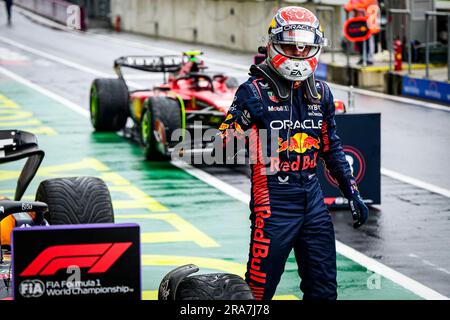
249,63,321,104
249,63,291,101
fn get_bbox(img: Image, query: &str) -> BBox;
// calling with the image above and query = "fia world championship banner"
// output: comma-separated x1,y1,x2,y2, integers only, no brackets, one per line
12,223,140,300
317,113,381,207
402,76,450,105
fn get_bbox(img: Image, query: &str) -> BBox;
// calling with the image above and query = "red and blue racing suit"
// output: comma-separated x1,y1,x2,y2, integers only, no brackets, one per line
219,76,356,300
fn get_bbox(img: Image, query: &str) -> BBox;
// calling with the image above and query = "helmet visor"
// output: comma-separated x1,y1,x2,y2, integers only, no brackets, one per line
274,43,320,59
280,28,316,43
271,26,327,59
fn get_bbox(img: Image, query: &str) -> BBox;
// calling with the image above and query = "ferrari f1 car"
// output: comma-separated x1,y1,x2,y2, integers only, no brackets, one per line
90,51,238,160
0,130,114,299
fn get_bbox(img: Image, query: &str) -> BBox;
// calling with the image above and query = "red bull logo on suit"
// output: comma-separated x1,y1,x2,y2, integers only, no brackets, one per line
277,133,320,153
268,133,320,174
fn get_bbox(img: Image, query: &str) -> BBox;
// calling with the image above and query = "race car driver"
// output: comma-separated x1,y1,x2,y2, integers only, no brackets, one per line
218,6,369,300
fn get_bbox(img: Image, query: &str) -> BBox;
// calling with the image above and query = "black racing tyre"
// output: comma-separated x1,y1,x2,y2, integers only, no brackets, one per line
90,78,129,132
141,96,183,161
35,177,114,225
175,273,254,300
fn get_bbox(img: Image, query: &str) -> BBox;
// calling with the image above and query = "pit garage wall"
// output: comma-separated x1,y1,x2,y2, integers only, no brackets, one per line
109,0,343,53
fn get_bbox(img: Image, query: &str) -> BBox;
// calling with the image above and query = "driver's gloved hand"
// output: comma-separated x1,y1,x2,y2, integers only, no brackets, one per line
243,97,264,121
348,192,369,229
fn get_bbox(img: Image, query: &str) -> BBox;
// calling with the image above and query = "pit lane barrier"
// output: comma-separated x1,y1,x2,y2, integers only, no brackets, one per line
400,75,450,105
14,0,86,30
385,71,450,105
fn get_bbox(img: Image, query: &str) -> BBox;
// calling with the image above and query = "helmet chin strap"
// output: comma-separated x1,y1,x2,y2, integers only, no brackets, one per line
250,60,321,104
249,62,291,101
304,73,321,103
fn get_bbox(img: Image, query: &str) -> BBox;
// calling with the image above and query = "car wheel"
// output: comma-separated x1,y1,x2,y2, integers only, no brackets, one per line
90,78,129,132
140,107,160,161
140,97,183,161
35,177,114,225
175,273,255,300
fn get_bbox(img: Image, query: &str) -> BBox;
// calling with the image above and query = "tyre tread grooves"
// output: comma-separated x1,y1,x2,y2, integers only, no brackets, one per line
36,177,114,225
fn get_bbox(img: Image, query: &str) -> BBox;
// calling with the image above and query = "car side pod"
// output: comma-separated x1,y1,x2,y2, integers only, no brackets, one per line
0,200,48,223
158,264,199,300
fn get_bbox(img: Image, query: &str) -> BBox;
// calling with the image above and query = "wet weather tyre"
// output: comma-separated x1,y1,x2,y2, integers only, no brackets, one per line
175,274,255,300
141,97,182,161
90,78,129,131
35,177,114,225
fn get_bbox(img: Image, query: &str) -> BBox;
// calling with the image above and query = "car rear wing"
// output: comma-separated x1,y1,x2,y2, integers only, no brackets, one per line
114,55,183,83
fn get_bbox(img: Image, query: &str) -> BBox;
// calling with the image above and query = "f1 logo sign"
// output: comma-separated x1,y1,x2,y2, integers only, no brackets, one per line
13,224,140,300
20,243,132,277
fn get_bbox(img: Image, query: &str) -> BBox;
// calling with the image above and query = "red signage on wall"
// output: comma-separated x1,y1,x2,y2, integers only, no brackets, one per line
343,17,372,42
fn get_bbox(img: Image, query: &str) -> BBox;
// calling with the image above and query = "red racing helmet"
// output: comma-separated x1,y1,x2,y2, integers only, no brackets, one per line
266,7,329,82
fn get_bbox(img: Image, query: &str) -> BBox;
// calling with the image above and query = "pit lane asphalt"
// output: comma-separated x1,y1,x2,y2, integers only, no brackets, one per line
1,9,449,297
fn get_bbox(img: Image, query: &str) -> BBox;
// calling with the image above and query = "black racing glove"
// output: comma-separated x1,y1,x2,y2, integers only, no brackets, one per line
337,177,369,229
349,192,369,229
